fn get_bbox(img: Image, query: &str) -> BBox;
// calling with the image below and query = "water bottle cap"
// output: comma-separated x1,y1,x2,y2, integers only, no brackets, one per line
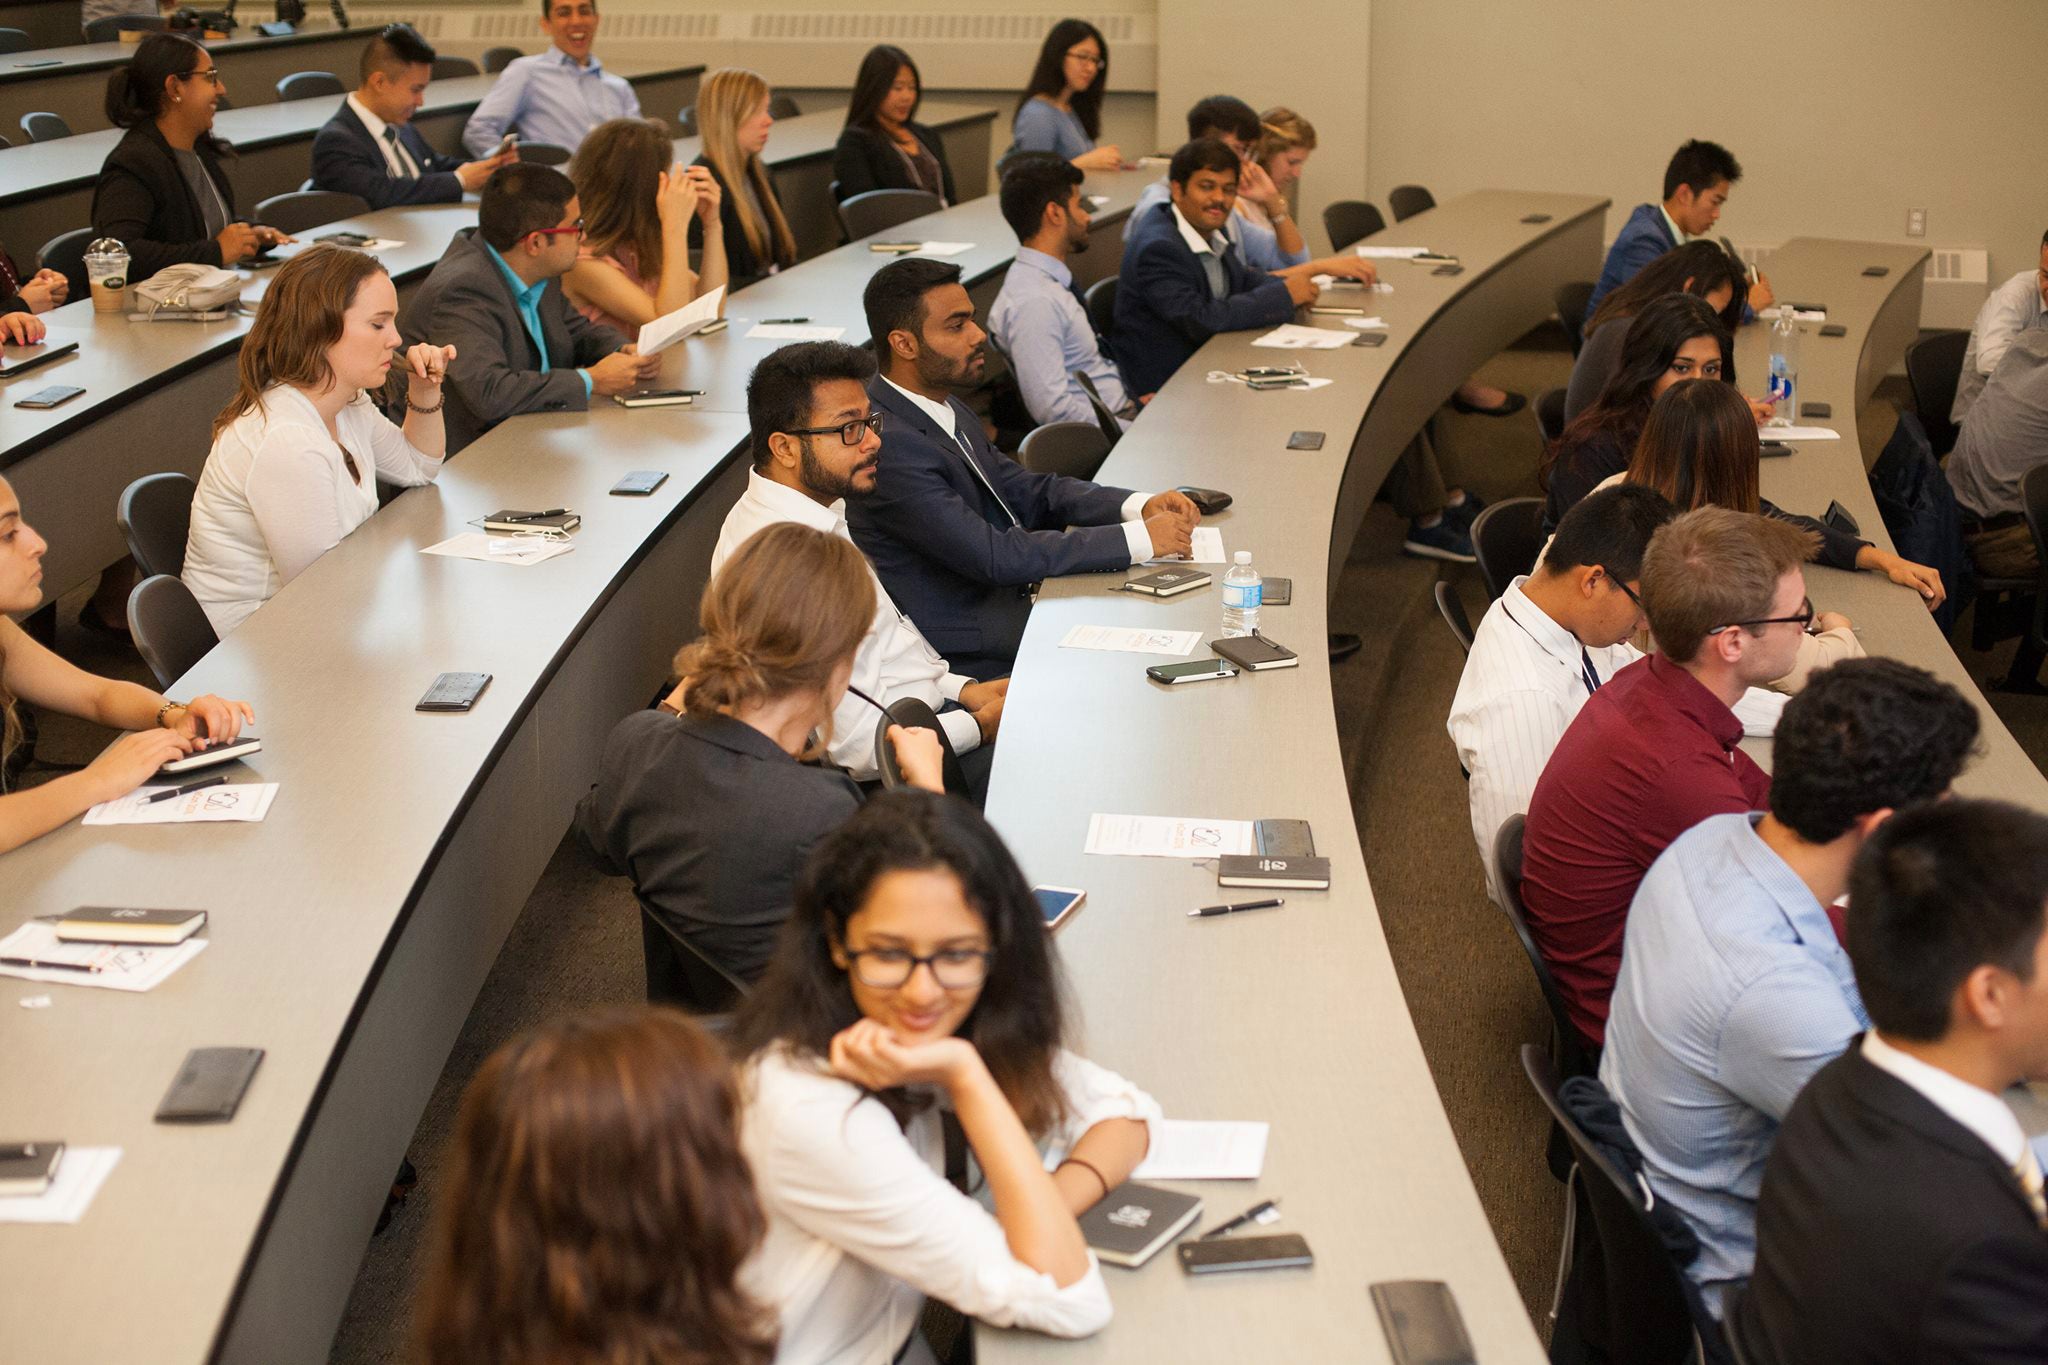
1233,551,1252,565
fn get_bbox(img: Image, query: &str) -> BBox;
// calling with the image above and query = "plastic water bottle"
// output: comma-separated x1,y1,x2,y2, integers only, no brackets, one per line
1221,550,1262,637
1767,306,1799,427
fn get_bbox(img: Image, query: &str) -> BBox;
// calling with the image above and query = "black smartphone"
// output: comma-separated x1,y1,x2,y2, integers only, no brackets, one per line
1862,265,1890,277
13,384,84,410
1760,441,1794,458
1519,213,1553,224
1785,301,1826,314
1370,1280,1477,1365
610,470,670,495
1353,331,1389,347
1823,499,1861,536
1800,402,1832,419
1178,1233,1314,1274
155,1046,264,1123
1819,323,1847,338
1247,376,1309,390
417,671,492,712
1146,658,1239,685
1431,264,1464,276
1262,576,1293,606
1286,431,1325,451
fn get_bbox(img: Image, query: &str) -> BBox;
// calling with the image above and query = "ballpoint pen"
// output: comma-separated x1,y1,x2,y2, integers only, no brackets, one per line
1188,898,1285,918
759,317,811,325
1200,1198,1280,1239
145,775,227,804
502,508,568,522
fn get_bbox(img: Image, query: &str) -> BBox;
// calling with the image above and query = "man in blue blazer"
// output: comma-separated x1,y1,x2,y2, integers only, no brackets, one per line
311,24,511,210
1112,137,1313,398
1584,139,1773,324
847,257,1200,680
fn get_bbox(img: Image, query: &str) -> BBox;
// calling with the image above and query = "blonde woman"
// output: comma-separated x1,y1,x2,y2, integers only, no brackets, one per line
1241,106,1315,241
565,117,730,336
183,244,456,634
688,68,797,289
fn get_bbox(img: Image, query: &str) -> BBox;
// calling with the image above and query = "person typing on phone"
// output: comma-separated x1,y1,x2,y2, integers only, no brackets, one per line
311,25,516,210
852,258,1199,682
732,791,1159,1361
0,473,253,855
184,246,454,634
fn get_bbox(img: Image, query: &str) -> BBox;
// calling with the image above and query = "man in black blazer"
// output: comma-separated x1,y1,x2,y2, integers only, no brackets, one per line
311,24,511,211
1734,798,2048,1364
1112,137,1314,398
399,163,656,452
846,257,1199,680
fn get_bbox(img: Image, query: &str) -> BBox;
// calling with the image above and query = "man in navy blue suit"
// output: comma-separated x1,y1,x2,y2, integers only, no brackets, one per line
847,257,1200,681
311,24,513,210
1584,139,1774,324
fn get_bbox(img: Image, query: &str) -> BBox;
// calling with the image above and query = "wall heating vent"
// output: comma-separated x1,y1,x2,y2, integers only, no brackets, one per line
749,12,1139,42
1929,248,1989,285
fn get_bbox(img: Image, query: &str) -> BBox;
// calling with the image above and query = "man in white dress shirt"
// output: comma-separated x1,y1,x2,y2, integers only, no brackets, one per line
1953,228,2048,425
1448,483,1784,901
715,341,1007,793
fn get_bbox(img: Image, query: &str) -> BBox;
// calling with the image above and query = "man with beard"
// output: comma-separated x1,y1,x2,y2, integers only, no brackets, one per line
712,341,1007,790
850,257,1199,681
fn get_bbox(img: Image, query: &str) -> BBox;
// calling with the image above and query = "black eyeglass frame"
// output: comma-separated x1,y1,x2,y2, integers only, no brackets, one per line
842,946,993,990
1708,595,1817,635
784,413,887,446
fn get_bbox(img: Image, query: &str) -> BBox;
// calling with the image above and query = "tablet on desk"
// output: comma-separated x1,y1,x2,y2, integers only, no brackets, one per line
0,342,81,381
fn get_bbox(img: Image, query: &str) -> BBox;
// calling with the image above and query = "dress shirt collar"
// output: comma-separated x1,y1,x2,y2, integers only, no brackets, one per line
1860,1031,2027,1167
1659,203,1694,247
882,376,959,439
544,43,602,73
1173,203,1226,258
1011,246,1072,290
1728,811,1842,953
346,92,392,142
1499,575,1585,669
741,466,844,535
1643,652,1744,751
481,242,547,311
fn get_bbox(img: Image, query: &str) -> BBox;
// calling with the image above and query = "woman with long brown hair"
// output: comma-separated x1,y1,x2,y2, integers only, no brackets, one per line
731,790,1159,1362
182,244,456,634
415,1006,777,1365
1011,18,1121,171
689,69,797,289
565,116,729,336
0,473,253,854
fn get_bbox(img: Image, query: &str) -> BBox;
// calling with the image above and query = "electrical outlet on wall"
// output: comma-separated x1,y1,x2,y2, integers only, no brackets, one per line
1907,208,1927,238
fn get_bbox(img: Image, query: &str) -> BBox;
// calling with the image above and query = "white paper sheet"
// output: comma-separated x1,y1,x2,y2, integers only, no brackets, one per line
636,284,726,355
1058,625,1203,657
1145,525,1226,565
1084,813,1256,858
1313,277,1392,292
1764,425,1842,441
1760,306,1827,323
0,1147,121,1224
1355,245,1430,259
911,241,974,256
1251,324,1356,350
82,783,277,826
0,923,207,992
744,323,846,341
422,532,575,565
1132,1121,1270,1179
1342,316,1388,330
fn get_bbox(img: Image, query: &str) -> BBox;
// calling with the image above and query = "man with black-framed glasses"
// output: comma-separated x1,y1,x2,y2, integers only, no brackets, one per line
713,341,1008,794
401,162,656,451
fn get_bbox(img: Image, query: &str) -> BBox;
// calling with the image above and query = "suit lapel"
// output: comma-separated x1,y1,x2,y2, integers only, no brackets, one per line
1846,1049,2047,1230
871,380,1018,526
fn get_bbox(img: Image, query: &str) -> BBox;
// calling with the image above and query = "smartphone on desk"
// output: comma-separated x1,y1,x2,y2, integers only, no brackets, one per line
14,385,83,409
1178,1233,1313,1274
1032,886,1086,930
1146,658,1239,685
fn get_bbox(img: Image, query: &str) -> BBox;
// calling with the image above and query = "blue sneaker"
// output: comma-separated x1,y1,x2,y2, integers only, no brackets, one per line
1404,516,1477,563
1444,491,1487,530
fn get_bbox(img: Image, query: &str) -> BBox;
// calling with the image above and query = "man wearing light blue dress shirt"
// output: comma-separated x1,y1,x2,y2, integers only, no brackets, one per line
1600,658,1979,1319
461,0,641,158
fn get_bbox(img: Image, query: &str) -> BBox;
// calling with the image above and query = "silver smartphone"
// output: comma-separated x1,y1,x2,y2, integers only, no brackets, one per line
1146,658,1240,685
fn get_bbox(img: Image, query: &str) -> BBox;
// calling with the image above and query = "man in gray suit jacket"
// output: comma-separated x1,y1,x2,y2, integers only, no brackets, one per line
400,163,656,451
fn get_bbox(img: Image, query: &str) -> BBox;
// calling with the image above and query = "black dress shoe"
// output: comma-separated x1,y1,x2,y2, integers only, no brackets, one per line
1450,391,1528,418
1328,632,1363,662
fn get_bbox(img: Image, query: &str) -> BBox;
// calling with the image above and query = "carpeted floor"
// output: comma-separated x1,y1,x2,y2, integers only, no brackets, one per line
21,324,2048,1362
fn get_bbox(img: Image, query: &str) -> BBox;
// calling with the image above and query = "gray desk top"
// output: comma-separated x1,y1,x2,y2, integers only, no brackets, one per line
0,20,360,85
670,97,995,170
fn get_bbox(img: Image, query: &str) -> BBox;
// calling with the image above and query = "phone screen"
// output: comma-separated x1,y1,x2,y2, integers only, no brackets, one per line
1032,887,1085,929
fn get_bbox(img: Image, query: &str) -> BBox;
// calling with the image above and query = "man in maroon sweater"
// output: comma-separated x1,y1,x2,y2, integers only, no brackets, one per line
1521,507,1819,1045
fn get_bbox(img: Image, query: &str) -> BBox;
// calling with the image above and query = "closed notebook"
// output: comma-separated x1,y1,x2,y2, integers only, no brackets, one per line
1212,633,1300,671
1124,568,1212,598
1079,1181,1204,1268
1218,855,1331,890
54,907,207,945
0,1141,64,1197
483,510,581,534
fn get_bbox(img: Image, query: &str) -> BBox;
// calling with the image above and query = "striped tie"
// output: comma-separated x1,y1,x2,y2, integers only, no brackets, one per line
2015,1147,2048,1230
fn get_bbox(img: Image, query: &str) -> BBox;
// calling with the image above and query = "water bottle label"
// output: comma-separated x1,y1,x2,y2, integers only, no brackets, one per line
1769,360,1795,406
1222,583,1261,610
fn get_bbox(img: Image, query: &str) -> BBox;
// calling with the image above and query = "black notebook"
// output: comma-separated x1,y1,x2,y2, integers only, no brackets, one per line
483,510,581,534
1080,1182,1204,1268
55,907,207,945
1219,855,1331,890
0,1141,64,1197
1124,568,1212,598
1213,633,1300,671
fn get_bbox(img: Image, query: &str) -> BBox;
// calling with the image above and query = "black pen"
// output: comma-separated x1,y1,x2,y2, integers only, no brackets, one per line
1200,1198,1280,1239
1188,898,1284,918
0,955,100,973
145,774,227,804
759,317,811,325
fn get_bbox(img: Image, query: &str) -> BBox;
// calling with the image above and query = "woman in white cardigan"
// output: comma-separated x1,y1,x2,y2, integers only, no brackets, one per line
731,790,1159,1364
184,244,456,634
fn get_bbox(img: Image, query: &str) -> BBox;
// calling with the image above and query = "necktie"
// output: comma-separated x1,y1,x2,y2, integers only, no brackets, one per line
950,418,1020,527
1579,647,1602,696
2015,1147,2048,1229
383,127,418,180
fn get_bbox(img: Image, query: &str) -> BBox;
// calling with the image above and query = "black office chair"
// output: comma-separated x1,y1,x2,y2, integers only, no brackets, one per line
37,226,94,302
1495,815,1599,1082
85,14,163,40
1522,1045,1727,1365
0,27,31,54
1556,281,1595,355
515,141,571,167
1722,1287,1755,1365
0,134,10,150
638,902,747,1016
276,70,345,102
1388,184,1435,222
1995,461,2048,690
872,696,969,795
676,103,697,137
1019,421,1111,480
1433,580,1474,654
1905,329,1968,457
127,575,218,689
117,473,197,579
1536,386,1568,446
1470,496,1544,599
768,94,800,120
21,112,70,143
1073,370,1126,447
1080,274,1118,342
431,55,479,79
837,189,941,242
481,45,522,73
252,189,368,234
1321,199,1385,252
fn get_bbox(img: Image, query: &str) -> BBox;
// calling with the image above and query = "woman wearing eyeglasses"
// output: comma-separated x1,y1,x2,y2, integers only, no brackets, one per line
731,789,1159,1363
1011,19,1123,172
93,32,294,282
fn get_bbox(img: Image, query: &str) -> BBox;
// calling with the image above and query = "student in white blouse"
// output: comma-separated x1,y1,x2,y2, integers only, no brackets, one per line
731,791,1160,1363
184,244,457,634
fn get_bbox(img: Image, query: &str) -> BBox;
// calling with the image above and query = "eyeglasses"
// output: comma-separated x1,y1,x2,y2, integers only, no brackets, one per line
843,947,992,990
785,413,886,446
1709,595,1816,634
529,218,586,240
1065,49,1105,68
184,68,225,87
1601,571,1643,610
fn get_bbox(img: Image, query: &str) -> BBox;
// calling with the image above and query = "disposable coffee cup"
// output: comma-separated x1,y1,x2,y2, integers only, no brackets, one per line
85,239,129,313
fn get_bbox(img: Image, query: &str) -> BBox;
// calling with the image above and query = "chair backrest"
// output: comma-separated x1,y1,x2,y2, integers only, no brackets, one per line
127,574,218,690
1433,580,1474,654
252,189,368,235
2020,463,2048,642
276,70,345,102
872,696,969,795
1083,274,1117,341
836,188,941,242
1470,496,1545,599
117,473,197,579
1521,1044,1720,1365
1072,369,1125,447
1536,386,1568,446
637,903,747,1014
37,226,94,301
86,14,163,40
0,28,31,54
1556,281,1595,355
21,111,70,143
515,141,571,167
1388,184,1435,222
1019,421,1110,480
768,94,801,120
0,133,10,150
481,45,522,73
675,103,697,136
1905,328,1968,456
1496,816,1598,1079
1321,199,1385,252
431,55,479,79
